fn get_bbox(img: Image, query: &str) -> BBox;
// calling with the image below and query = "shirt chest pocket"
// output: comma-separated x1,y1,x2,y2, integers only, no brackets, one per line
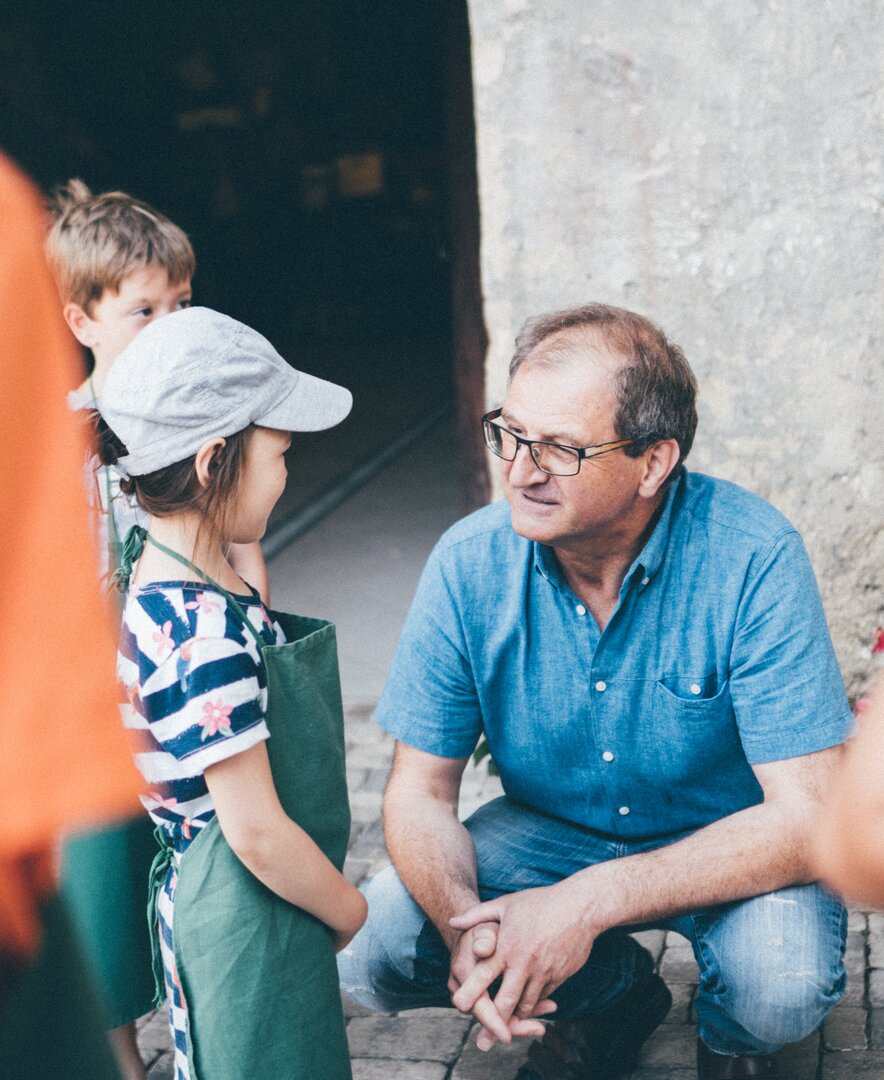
654,672,731,712
647,674,741,782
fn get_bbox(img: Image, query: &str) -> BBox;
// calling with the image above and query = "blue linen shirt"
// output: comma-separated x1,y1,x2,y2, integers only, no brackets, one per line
376,469,852,841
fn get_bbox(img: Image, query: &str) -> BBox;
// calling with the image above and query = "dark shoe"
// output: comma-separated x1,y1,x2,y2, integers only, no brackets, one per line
697,1038,778,1078
515,972,672,1080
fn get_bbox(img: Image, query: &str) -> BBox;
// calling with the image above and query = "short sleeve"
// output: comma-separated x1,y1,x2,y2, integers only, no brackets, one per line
140,634,270,773
375,545,483,758
730,530,853,763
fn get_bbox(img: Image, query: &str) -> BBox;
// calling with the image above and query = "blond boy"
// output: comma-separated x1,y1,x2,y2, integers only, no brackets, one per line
47,180,269,599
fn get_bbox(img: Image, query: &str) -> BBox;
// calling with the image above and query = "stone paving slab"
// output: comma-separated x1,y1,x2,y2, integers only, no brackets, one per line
351,1061,450,1080
347,1015,473,1062
137,706,884,1078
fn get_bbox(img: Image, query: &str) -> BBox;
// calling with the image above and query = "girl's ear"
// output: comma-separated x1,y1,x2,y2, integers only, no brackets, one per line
64,303,97,348
194,438,227,488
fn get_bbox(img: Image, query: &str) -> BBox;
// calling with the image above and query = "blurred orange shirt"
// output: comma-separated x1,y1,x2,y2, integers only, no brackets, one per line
0,153,140,956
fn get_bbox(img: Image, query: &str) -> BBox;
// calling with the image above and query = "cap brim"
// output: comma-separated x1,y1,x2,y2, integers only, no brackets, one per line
258,370,353,432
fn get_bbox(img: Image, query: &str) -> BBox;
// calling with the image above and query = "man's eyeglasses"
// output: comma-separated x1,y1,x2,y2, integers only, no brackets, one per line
481,409,635,477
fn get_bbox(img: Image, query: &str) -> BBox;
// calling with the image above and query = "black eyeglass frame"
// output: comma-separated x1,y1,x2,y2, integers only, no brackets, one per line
481,408,637,476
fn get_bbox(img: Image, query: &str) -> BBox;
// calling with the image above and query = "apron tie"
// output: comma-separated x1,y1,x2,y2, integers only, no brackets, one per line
109,524,147,595
146,823,188,1009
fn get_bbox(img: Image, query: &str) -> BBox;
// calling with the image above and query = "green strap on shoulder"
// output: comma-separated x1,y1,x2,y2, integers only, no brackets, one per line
109,524,266,649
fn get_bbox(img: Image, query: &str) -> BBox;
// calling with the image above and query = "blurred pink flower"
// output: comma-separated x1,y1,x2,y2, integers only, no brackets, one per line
153,620,174,656
186,593,220,615
149,791,178,811
199,699,233,740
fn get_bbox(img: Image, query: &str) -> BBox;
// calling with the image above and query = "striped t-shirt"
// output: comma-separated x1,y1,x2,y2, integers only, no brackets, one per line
118,581,285,835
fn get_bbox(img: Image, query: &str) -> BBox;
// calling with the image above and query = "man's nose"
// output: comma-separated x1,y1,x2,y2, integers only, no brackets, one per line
506,441,548,484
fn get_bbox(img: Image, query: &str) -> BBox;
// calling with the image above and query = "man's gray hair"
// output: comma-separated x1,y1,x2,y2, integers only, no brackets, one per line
510,303,698,465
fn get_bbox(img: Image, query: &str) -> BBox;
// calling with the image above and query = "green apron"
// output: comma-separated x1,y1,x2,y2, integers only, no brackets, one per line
144,536,352,1080
60,815,157,1027
0,893,123,1079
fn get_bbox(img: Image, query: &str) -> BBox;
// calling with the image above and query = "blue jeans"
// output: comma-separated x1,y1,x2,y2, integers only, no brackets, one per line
338,796,847,1055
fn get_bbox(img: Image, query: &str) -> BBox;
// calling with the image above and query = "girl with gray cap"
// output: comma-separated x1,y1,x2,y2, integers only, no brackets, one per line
98,306,366,1080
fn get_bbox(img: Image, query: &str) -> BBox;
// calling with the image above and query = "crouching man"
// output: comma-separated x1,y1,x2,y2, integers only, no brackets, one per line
340,304,850,1079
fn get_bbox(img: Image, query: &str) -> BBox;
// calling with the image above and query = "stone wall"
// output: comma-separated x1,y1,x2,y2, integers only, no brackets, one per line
467,0,883,693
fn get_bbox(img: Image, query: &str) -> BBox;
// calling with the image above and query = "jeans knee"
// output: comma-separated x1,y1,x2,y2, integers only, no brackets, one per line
336,864,450,1012
336,867,405,1003
336,901,382,1007
695,885,846,1050
726,965,844,1046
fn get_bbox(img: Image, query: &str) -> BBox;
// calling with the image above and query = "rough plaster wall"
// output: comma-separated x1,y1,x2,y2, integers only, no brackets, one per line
468,0,883,694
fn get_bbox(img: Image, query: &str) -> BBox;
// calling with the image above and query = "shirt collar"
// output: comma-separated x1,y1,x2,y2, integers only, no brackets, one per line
628,465,685,585
533,539,564,589
531,466,686,592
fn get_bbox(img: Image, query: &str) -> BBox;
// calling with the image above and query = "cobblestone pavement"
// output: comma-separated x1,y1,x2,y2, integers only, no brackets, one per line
138,707,882,1079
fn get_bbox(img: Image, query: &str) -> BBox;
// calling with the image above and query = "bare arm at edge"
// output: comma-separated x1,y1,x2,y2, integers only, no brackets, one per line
814,684,884,905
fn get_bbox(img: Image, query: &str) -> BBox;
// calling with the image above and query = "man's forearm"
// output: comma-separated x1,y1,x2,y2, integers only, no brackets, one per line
566,798,816,936
384,788,480,950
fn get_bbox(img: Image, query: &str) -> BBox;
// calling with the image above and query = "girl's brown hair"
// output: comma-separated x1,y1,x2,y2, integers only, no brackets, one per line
92,410,253,545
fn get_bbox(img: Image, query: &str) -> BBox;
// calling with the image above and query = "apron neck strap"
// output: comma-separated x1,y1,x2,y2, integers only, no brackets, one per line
143,532,267,649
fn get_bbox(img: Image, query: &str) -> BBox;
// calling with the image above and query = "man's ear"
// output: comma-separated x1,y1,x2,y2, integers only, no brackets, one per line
638,438,681,499
63,303,97,348
193,438,228,488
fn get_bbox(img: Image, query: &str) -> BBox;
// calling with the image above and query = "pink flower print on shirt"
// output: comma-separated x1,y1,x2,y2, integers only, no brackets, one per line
153,620,175,656
186,593,220,615
873,628,884,655
149,791,178,811
199,699,234,740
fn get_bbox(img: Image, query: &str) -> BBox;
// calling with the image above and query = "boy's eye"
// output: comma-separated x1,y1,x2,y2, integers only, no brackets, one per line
178,298,192,310
135,307,153,318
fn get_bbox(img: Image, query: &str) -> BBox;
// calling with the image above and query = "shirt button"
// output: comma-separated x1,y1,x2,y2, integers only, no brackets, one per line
602,751,614,762
690,683,702,695
595,680,607,692
641,576,650,586
619,806,630,816
575,604,586,616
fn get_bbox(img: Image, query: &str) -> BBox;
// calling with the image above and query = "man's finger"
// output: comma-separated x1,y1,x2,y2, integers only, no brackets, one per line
475,1024,498,1052
450,900,501,931
471,921,498,959
450,957,505,1014
471,991,512,1048
507,1015,548,1039
530,998,558,1018
513,973,548,1020
490,966,530,1026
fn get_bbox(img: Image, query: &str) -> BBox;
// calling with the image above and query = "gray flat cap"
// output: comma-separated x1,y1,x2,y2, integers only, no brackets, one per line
100,307,353,475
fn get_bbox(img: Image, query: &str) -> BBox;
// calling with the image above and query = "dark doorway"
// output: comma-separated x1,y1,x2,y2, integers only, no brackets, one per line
2,0,488,524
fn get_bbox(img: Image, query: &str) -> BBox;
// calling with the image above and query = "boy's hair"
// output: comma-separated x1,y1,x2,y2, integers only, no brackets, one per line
45,179,196,314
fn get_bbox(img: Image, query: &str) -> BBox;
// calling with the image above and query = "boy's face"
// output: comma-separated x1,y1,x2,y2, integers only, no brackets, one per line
65,265,192,369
